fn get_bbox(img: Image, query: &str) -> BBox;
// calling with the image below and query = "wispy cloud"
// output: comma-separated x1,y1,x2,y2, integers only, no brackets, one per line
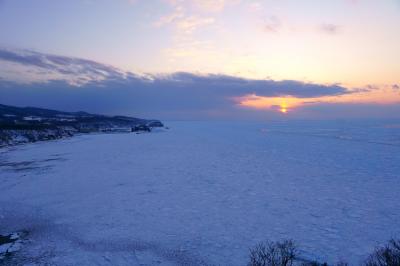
192,0,227,12
0,48,128,85
154,5,185,27
154,3,215,34
319,23,341,35
163,0,239,13
264,16,281,33
176,16,215,33
247,2,263,13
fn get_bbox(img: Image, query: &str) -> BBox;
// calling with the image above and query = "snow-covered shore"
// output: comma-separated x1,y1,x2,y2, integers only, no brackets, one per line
0,128,74,147
1,121,400,265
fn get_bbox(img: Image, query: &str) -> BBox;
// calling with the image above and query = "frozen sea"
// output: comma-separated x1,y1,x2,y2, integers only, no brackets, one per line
1,120,400,265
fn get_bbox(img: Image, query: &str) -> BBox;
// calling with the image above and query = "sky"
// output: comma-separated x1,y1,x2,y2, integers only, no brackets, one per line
0,0,399,120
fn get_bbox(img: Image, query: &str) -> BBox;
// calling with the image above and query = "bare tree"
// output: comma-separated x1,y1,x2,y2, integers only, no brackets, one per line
248,240,298,266
364,239,400,266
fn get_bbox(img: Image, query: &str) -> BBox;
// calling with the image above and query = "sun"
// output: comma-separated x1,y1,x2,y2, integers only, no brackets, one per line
280,102,288,114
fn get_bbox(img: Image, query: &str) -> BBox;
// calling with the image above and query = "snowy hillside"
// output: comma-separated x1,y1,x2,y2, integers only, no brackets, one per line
0,104,163,146
0,121,400,265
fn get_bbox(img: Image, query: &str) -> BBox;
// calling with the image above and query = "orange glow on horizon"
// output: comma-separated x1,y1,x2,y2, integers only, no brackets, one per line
237,95,304,113
236,86,400,114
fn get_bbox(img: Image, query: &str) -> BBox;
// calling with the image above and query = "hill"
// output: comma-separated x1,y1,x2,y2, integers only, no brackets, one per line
0,104,163,146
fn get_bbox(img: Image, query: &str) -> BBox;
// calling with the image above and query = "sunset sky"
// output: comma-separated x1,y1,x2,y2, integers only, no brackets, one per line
0,0,399,119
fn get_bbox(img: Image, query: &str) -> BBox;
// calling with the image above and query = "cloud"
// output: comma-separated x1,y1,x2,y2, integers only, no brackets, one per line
154,5,185,27
192,0,226,12
393,84,400,90
176,16,215,33
263,16,281,33
247,2,263,12
162,0,239,13
0,48,128,85
152,72,349,98
319,23,341,35
155,0,242,35
154,4,215,34
0,48,350,98
0,48,356,119
0,76,350,120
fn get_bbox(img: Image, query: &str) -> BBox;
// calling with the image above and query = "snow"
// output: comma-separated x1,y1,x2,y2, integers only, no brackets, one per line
0,231,25,260
23,116,43,121
0,120,400,265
